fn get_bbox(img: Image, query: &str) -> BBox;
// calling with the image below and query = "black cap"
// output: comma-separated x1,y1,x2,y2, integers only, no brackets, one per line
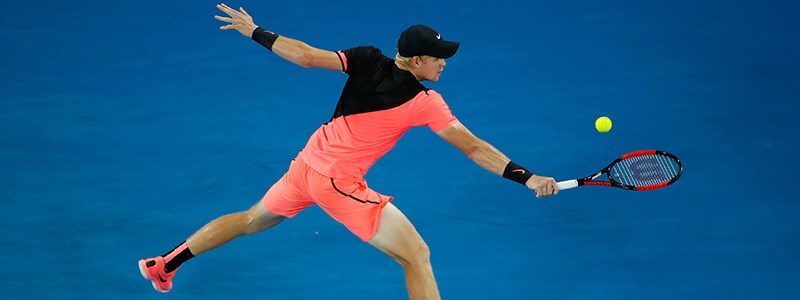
397,25,460,59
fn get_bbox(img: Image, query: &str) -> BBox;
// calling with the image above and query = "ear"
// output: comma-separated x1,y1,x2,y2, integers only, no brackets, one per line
411,56,422,67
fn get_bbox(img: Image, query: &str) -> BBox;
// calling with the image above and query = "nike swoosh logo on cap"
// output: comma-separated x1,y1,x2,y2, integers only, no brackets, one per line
436,34,441,39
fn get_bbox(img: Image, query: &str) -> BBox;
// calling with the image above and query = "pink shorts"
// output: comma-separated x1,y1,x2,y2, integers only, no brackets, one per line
261,157,393,242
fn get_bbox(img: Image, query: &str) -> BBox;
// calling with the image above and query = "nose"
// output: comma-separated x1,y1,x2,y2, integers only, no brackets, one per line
441,59,447,67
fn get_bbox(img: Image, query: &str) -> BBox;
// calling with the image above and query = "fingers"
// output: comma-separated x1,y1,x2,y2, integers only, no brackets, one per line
214,4,245,32
217,3,249,18
214,15,233,22
535,177,558,198
216,3,236,15
214,15,234,30
550,177,559,195
215,3,255,34
217,3,236,14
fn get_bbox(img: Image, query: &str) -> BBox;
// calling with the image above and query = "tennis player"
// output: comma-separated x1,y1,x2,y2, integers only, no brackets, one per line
138,3,558,299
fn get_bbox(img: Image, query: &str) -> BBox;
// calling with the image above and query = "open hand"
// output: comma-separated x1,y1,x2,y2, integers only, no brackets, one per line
214,3,258,37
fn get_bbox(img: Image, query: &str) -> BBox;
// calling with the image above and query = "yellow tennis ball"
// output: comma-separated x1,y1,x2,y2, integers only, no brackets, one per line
595,116,612,133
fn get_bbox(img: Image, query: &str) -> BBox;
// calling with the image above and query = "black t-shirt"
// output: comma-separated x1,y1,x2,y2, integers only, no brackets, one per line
331,46,429,120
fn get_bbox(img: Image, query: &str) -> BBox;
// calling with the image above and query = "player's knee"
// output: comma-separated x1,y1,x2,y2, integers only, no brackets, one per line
414,243,432,266
242,211,266,234
396,241,431,268
238,202,263,234
244,207,283,234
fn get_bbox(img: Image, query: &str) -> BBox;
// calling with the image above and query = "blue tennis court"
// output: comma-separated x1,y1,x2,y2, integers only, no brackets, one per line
2,1,798,299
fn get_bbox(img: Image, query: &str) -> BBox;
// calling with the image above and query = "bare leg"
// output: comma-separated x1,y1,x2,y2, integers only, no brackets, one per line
187,200,286,255
368,203,439,300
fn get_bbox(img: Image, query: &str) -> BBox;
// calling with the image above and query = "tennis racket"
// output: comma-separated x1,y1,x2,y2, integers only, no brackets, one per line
556,150,683,191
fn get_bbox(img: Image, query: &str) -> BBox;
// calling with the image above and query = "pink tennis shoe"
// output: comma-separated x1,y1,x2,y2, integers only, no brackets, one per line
138,256,179,293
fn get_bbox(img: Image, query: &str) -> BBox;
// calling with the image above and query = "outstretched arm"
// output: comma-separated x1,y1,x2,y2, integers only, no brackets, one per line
436,122,558,198
214,3,343,71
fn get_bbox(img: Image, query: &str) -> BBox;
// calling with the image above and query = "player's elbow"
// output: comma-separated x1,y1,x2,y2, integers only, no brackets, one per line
294,52,315,68
288,48,319,68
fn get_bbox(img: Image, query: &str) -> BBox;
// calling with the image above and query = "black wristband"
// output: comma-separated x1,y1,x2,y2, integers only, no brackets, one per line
502,161,534,185
251,27,279,51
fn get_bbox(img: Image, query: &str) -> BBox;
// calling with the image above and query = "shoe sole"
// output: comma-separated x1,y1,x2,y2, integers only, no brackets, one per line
138,259,169,293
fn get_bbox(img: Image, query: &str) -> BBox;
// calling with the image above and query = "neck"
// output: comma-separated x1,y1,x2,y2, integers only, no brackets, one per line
395,61,422,81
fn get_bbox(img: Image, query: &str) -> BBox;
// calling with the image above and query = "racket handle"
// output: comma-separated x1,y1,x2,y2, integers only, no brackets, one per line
556,180,579,190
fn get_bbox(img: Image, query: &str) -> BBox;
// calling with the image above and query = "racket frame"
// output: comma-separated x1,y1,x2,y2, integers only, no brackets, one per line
556,150,682,191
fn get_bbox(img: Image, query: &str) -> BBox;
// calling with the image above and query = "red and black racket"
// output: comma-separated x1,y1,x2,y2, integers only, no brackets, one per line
557,150,683,191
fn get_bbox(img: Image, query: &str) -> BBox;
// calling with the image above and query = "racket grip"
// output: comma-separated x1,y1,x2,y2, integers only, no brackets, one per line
556,180,579,190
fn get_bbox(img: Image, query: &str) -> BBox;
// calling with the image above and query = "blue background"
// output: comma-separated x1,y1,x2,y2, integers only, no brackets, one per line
1,0,798,299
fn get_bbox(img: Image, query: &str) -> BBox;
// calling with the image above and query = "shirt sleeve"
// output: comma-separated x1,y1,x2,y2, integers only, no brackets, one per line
412,90,459,132
340,46,384,75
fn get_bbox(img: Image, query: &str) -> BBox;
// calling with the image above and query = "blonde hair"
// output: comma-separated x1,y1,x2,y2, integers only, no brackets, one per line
394,54,430,70
395,53,413,70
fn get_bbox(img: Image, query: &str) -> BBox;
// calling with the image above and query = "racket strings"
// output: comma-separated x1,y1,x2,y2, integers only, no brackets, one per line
612,154,680,187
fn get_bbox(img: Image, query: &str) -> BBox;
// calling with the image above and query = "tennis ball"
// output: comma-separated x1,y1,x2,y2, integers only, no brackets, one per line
595,116,612,133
